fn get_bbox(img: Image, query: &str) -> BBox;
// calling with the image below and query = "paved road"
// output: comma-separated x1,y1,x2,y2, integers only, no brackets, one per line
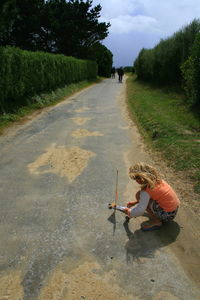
0,78,199,300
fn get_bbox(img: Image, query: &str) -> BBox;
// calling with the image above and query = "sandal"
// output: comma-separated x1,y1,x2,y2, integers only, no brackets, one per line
141,222,162,231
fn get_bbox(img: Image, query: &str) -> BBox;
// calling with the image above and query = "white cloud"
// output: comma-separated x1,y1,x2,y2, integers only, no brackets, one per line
101,14,158,34
95,0,200,36
92,0,200,66
142,0,200,35
93,0,143,18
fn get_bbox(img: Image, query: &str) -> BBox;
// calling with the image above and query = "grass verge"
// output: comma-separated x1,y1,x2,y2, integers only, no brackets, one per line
126,74,200,196
0,77,101,133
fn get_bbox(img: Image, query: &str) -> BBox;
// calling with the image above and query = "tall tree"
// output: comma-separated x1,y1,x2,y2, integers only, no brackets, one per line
89,42,113,77
43,0,110,57
0,0,45,50
0,0,110,58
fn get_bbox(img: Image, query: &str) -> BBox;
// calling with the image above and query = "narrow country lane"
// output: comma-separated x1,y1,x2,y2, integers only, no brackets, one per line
0,78,199,300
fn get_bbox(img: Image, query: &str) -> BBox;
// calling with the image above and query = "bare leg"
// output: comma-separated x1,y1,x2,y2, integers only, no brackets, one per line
145,207,162,225
141,201,162,229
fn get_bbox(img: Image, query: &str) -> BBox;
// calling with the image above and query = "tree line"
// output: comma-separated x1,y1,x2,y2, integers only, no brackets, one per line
134,19,200,110
0,0,113,77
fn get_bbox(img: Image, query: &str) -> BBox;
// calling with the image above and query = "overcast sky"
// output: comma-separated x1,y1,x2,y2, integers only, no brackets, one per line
92,0,200,67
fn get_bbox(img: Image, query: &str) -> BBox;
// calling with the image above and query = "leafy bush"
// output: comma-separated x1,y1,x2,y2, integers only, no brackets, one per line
124,66,134,73
181,33,200,108
134,19,200,86
89,43,113,77
0,46,97,113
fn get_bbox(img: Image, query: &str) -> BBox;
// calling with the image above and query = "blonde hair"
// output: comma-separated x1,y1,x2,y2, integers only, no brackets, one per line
129,162,162,189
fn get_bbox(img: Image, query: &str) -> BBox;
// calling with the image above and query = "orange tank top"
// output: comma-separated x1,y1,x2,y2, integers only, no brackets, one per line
145,180,180,212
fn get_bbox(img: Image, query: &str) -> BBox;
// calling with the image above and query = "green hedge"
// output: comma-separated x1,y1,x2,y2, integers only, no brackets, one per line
0,46,97,113
124,66,134,73
181,33,200,108
134,19,200,86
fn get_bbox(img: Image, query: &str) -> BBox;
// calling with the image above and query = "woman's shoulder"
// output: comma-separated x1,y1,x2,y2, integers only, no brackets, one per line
155,179,167,188
146,180,166,191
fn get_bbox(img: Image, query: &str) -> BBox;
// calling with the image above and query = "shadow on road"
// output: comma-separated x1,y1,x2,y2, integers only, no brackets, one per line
107,211,116,235
123,219,180,263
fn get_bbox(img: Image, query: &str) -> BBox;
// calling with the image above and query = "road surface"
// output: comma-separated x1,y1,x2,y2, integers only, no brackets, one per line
0,78,200,300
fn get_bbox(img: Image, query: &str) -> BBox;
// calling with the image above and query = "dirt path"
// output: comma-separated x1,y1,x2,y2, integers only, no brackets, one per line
0,77,199,300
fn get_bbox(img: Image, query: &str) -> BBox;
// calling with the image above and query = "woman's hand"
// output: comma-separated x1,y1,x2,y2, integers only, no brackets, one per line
126,201,138,208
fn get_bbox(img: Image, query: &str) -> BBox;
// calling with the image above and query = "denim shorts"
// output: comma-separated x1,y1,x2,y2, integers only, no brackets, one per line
151,200,179,221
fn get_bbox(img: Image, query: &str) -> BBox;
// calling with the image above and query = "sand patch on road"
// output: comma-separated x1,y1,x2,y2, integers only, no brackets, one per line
0,270,23,300
28,145,96,182
75,107,89,113
71,117,91,125
71,129,103,138
153,291,180,300
39,262,136,300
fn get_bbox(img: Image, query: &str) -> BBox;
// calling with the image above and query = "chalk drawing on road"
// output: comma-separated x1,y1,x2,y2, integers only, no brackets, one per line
28,145,96,183
71,117,91,125
71,129,103,138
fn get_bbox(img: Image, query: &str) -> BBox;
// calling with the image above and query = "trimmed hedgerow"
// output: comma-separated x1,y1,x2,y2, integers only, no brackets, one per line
0,46,97,113
134,19,200,86
181,33,200,108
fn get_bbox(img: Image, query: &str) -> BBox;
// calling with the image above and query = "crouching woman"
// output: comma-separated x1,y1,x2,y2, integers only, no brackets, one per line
113,162,180,231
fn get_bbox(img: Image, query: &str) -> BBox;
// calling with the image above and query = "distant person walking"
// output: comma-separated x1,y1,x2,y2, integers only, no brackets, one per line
117,67,124,83
111,67,116,78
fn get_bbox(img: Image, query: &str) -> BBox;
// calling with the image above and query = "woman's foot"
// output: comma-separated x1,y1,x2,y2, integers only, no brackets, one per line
141,221,162,231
